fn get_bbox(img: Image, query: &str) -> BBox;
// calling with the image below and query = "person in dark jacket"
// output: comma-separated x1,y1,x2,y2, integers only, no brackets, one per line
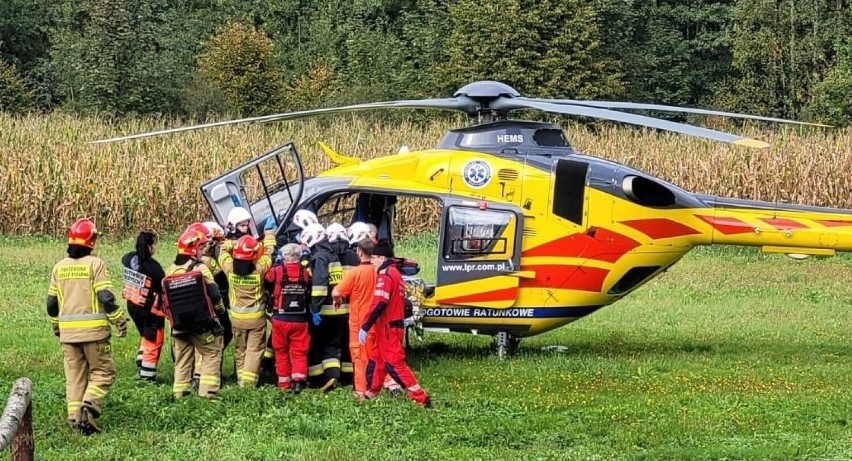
302,223,345,391
121,230,166,382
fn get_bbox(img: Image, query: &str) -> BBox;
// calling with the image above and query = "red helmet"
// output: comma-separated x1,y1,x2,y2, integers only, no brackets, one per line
68,218,100,248
233,235,260,261
177,227,209,256
186,222,212,239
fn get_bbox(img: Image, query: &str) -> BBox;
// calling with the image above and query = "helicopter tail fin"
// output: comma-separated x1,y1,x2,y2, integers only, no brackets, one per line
318,142,361,166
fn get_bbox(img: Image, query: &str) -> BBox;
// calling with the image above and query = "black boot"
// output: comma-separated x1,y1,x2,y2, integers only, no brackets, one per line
292,381,305,395
77,404,101,435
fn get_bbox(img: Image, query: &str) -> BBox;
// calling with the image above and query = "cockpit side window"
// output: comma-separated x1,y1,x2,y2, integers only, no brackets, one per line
444,207,512,260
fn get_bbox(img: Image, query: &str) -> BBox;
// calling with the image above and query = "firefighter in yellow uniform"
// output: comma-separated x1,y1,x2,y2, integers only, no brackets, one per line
218,218,276,388
47,218,128,435
162,227,226,399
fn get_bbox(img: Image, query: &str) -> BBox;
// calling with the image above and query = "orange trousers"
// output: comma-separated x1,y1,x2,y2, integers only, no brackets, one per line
349,331,374,395
349,330,400,395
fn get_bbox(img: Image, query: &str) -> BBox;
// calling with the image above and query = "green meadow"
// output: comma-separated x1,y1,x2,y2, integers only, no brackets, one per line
1,235,851,460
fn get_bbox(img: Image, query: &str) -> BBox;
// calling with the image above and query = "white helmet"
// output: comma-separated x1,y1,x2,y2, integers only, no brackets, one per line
293,209,319,229
203,221,225,240
348,222,371,244
326,222,349,243
300,223,326,248
227,207,253,227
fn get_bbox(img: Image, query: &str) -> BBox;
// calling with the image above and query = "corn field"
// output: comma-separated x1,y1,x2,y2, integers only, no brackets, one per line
1,113,851,237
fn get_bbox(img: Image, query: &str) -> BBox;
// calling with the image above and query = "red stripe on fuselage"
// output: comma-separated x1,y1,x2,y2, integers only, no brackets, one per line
439,287,518,305
620,218,701,239
760,217,808,230
519,265,609,292
696,215,754,235
817,219,852,227
522,228,639,263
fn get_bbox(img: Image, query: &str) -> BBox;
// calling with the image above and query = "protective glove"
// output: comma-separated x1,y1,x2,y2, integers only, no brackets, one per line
116,318,128,338
311,312,322,327
273,248,283,265
358,328,368,345
264,216,277,231
210,319,225,337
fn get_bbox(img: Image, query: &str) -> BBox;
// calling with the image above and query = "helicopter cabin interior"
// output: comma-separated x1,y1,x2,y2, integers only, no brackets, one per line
295,190,523,301
199,143,524,306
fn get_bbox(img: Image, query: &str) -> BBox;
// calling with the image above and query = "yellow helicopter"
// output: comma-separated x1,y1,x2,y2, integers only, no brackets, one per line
93,81,851,358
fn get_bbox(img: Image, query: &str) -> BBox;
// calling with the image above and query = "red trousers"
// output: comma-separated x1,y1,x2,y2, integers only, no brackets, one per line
270,319,310,388
365,325,429,406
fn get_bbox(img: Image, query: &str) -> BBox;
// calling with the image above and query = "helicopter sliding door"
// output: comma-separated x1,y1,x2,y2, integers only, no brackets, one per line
199,143,304,237
434,199,523,308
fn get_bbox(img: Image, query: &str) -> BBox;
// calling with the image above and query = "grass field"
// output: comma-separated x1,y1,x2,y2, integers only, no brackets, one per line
1,236,852,460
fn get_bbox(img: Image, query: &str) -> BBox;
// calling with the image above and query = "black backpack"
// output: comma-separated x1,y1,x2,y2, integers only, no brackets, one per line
161,264,216,334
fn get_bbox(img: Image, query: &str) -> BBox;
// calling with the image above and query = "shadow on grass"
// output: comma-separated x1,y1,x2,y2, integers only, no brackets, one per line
404,334,851,363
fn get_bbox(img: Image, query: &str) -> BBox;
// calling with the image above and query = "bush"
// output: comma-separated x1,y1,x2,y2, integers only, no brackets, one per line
0,57,33,113
284,59,342,110
197,22,284,116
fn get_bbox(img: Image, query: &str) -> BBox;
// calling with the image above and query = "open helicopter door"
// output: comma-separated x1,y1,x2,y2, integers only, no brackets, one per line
433,199,524,308
199,143,305,236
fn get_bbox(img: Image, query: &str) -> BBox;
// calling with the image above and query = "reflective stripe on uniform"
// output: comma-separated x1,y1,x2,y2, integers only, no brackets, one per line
85,384,108,398
229,304,265,320
58,313,109,329
200,374,220,387
322,358,341,370
92,280,113,292
308,364,323,377
173,382,191,395
320,304,349,315
311,285,328,296
106,308,125,322
241,371,259,385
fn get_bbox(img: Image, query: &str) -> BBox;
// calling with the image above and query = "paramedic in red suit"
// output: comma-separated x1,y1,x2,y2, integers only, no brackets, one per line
358,240,431,408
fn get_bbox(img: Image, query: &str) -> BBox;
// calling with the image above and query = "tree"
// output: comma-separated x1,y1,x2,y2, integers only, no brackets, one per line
594,0,736,107
0,57,33,113
197,22,284,116
718,0,852,119
49,0,193,115
439,0,623,99
806,38,852,125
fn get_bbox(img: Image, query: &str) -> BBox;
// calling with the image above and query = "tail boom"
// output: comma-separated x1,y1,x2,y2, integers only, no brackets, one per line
695,195,852,253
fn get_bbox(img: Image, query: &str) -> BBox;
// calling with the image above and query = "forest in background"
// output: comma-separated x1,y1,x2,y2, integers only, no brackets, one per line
2,0,852,124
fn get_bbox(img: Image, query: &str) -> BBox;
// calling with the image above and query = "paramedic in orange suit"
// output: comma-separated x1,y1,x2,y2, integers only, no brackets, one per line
332,239,377,399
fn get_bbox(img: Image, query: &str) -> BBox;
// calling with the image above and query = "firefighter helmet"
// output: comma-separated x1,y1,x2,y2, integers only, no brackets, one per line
293,209,319,229
233,235,260,261
300,223,326,248
177,228,209,256
227,207,253,227
68,218,100,248
203,221,226,241
347,222,371,244
186,222,210,239
326,222,349,243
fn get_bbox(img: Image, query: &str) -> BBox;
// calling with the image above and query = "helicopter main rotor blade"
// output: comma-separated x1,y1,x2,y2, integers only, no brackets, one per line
532,98,831,128
491,98,770,148
88,98,475,144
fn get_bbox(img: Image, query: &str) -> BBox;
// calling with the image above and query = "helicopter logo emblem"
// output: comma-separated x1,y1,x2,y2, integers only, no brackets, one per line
462,160,492,189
